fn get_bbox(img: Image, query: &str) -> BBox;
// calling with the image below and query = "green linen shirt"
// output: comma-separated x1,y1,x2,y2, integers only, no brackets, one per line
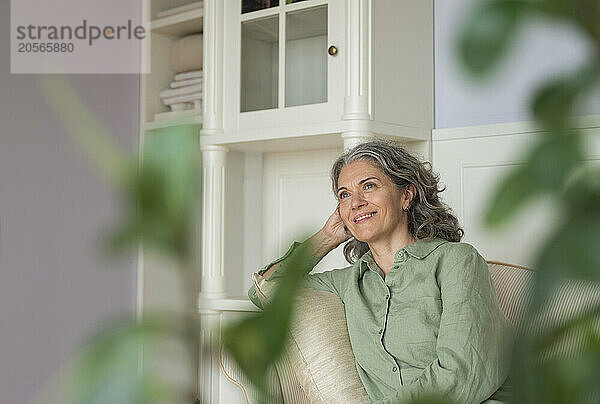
248,238,514,404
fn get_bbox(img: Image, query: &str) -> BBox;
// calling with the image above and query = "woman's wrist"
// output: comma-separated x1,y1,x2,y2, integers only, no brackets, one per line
306,230,338,260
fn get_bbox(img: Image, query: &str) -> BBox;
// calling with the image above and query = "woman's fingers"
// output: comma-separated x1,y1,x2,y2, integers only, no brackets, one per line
323,207,351,243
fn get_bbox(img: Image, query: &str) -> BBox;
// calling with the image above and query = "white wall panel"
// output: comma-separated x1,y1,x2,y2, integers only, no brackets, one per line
433,124,600,267
262,148,349,273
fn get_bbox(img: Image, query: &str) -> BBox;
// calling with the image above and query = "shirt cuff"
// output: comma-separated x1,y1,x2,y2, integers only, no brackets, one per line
248,241,320,309
257,241,303,276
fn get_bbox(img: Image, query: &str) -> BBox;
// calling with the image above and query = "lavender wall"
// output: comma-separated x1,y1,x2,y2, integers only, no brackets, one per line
435,0,600,129
0,1,139,403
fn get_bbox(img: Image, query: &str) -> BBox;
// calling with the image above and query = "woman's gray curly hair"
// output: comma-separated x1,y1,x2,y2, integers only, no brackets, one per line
331,139,464,264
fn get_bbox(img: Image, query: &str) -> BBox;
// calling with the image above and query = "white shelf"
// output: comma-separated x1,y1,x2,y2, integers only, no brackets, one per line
151,8,204,36
144,114,203,130
200,120,429,152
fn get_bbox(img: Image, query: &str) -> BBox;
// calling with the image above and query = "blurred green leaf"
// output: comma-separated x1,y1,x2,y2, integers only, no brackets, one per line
536,165,600,281
538,305,600,352
53,312,202,404
562,163,600,211
511,312,600,404
527,319,600,403
222,241,313,398
458,0,600,403
457,0,530,77
528,131,582,190
105,126,200,264
534,0,583,17
534,0,600,42
485,131,582,227
534,200,600,282
531,64,599,131
484,164,539,227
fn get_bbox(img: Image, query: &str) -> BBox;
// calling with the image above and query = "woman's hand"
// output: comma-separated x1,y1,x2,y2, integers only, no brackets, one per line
321,206,352,247
263,208,351,279
305,207,352,260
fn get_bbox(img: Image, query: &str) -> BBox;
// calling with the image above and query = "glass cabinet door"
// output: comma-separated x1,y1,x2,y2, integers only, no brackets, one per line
285,5,327,107
240,0,329,113
242,0,279,14
240,15,279,112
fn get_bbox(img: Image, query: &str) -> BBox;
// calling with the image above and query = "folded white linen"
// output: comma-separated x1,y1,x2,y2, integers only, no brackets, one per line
174,70,203,81
160,84,203,99
162,92,203,106
170,78,203,88
168,102,196,112
155,106,201,120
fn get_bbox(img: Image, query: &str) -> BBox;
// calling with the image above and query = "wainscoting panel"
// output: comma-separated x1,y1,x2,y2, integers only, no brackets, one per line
262,148,347,274
433,122,600,267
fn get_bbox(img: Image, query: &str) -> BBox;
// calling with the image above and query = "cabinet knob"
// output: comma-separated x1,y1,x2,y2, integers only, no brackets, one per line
328,45,338,56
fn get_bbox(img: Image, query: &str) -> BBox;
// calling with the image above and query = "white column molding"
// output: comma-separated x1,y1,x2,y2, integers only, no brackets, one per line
201,0,224,136
198,311,221,404
341,131,374,151
342,0,371,121
200,145,228,298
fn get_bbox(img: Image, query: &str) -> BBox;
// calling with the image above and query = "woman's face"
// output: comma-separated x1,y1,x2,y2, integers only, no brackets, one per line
336,160,410,245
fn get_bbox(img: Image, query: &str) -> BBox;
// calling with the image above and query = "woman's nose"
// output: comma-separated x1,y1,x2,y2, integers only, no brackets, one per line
351,193,367,209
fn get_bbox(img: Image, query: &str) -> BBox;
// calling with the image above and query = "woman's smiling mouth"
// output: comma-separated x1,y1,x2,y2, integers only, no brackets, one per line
354,211,377,223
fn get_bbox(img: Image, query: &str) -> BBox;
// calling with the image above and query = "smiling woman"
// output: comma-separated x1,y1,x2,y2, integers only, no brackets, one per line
248,140,514,404
330,140,464,268
337,161,407,251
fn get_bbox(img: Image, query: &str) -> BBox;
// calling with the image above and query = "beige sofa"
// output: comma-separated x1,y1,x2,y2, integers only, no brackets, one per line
220,261,600,403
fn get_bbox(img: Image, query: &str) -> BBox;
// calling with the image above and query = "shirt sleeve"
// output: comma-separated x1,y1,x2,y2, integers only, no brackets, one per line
370,246,514,404
247,241,349,309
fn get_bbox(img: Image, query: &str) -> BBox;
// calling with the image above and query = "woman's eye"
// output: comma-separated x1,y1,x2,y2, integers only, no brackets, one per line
364,183,375,190
339,191,349,199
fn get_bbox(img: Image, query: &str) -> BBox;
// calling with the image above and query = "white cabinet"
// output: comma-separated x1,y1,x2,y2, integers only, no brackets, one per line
224,0,345,132
202,0,434,150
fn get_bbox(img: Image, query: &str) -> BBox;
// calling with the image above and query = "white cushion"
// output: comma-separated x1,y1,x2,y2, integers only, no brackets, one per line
252,273,368,404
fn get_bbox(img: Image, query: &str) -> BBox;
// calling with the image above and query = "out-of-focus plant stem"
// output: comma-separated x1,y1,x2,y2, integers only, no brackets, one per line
37,76,131,188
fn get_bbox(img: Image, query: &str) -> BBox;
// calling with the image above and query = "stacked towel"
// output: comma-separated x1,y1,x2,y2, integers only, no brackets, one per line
156,33,204,116
160,70,203,112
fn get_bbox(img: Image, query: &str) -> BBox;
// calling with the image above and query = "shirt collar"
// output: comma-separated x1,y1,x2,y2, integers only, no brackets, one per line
360,251,382,277
358,237,449,275
404,237,449,259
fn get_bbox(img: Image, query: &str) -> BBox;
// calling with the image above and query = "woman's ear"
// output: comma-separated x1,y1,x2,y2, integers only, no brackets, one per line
404,184,416,206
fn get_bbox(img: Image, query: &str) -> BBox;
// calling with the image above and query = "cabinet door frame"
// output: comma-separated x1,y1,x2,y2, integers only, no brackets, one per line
223,0,345,134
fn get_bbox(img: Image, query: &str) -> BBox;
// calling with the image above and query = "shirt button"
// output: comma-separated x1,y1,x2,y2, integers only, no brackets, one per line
392,366,398,372
378,329,383,334
385,294,390,300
